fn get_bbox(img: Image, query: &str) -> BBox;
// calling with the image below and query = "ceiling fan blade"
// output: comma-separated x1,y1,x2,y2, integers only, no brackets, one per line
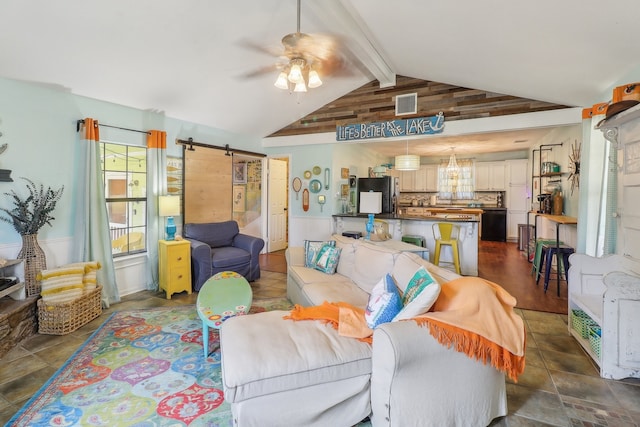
238,38,284,59
238,63,283,80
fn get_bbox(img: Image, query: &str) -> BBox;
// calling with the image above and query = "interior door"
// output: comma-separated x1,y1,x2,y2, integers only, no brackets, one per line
267,158,288,252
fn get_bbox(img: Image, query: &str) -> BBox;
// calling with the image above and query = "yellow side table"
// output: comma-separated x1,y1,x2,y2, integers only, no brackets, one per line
158,239,192,299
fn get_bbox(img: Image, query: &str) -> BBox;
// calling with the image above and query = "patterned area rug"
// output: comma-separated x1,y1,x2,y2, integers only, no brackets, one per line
8,298,294,426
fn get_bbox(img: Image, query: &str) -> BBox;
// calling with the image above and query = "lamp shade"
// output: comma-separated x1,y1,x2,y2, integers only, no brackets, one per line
395,154,420,171
359,191,382,214
159,195,180,217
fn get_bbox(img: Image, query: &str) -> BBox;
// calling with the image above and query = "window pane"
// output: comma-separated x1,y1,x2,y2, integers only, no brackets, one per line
101,141,148,257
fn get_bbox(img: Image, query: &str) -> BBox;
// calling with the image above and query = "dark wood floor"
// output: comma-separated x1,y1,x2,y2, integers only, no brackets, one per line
478,240,567,314
260,241,568,314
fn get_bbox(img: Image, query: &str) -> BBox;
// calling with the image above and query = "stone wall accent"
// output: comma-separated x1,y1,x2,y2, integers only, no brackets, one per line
0,297,38,358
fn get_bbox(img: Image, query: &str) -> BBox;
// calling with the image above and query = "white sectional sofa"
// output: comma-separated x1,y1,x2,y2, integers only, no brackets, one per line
220,235,508,427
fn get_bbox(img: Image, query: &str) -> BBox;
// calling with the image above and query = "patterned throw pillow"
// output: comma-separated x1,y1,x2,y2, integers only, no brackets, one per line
365,274,403,328
303,240,336,267
63,261,101,292
313,245,342,274
393,266,441,321
38,266,85,304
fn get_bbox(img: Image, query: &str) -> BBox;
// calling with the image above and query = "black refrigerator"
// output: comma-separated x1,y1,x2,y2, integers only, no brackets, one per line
357,176,398,214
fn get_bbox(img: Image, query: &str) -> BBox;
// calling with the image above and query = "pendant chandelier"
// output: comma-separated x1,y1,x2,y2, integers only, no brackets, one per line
395,141,420,171
446,148,460,178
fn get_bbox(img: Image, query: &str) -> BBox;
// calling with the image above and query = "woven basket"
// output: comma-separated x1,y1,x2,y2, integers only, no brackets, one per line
570,309,597,339
588,325,602,359
37,285,102,335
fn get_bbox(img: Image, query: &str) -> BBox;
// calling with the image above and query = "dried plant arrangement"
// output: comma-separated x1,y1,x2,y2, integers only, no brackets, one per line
0,177,64,235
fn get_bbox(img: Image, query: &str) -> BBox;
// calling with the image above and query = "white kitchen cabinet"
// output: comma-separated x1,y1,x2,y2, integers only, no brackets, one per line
568,254,640,379
424,165,438,192
414,165,427,191
505,159,528,240
475,161,505,191
398,165,435,192
399,170,415,192
506,159,528,186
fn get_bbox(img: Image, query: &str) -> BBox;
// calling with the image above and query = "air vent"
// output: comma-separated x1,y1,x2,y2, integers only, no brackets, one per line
395,93,417,116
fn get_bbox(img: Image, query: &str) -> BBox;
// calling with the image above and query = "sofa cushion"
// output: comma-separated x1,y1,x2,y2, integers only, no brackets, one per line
332,234,360,278
221,310,372,403
350,242,397,294
393,266,441,321
211,246,250,268
302,281,371,307
314,245,342,274
304,240,336,268
365,274,402,328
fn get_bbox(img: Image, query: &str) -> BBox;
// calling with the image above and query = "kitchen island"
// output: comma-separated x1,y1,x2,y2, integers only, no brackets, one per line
333,212,480,276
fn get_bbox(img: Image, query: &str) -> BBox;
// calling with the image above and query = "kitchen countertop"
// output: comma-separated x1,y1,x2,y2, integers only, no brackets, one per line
332,213,480,222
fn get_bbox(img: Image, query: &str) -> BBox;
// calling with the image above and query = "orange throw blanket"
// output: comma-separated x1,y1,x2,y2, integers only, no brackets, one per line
284,277,526,381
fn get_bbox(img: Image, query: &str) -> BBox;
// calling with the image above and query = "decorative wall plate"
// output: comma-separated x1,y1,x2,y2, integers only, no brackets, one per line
312,166,322,175
303,170,312,179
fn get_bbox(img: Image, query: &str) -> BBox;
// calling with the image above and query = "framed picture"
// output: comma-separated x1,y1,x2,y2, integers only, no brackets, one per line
233,185,246,212
341,184,349,198
233,162,247,184
341,168,349,179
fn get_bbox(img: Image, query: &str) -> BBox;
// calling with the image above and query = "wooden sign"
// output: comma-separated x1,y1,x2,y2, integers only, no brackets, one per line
336,112,444,142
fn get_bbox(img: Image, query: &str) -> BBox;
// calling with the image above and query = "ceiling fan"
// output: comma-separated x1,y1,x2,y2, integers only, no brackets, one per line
242,0,352,92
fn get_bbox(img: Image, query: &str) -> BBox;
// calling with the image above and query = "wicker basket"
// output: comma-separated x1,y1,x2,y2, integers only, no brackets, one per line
570,309,597,339
37,285,102,335
588,325,602,359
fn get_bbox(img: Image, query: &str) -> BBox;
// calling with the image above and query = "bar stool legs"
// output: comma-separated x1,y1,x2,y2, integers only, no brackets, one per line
537,244,575,294
432,223,461,275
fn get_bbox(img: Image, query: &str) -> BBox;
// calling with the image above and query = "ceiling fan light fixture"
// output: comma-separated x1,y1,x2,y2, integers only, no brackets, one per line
274,71,289,90
308,69,322,88
294,81,307,93
287,59,305,84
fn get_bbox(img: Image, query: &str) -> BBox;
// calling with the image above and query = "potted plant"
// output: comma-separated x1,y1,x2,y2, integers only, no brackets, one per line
0,178,64,296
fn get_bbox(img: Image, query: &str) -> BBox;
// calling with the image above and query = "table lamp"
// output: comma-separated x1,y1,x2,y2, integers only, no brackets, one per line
359,191,382,240
159,195,181,241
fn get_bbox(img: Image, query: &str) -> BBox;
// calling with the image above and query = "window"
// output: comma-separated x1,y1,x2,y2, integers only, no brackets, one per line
100,142,147,256
438,158,475,200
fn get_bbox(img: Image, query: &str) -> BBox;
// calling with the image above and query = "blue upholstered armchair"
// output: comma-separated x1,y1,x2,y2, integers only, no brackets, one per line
183,221,265,291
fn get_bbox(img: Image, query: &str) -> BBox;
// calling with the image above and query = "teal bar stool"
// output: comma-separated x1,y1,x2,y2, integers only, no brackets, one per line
531,239,562,282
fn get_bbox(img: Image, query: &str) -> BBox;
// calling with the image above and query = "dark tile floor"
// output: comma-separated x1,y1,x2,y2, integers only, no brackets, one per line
1,251,639,426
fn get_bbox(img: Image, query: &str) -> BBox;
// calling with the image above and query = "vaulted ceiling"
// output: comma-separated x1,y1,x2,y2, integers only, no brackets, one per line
1,0,638,150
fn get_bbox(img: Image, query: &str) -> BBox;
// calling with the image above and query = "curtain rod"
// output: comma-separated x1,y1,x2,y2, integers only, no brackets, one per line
176,138,266,158
76,119,150,135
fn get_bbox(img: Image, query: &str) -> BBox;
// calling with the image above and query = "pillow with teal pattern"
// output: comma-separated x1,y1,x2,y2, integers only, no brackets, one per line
313,244,342,274
393,266,441,321
365,274,403,328
304,240,336,268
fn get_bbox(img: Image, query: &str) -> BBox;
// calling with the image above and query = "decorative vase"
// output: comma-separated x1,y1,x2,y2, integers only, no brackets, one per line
17,234,47,297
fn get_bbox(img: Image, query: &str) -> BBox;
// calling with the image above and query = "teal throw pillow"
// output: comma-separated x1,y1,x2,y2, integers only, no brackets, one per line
304,240,336,268
365,274,403,328
313,244,342,274
393,266,441,321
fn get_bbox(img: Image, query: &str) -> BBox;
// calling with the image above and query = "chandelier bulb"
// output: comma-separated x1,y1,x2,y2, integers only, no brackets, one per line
294,81,307,92
274,71,289,90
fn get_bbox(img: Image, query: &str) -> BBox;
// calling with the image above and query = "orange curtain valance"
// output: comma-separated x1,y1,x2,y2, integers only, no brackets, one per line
83,118,100,142
147,130,167,149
